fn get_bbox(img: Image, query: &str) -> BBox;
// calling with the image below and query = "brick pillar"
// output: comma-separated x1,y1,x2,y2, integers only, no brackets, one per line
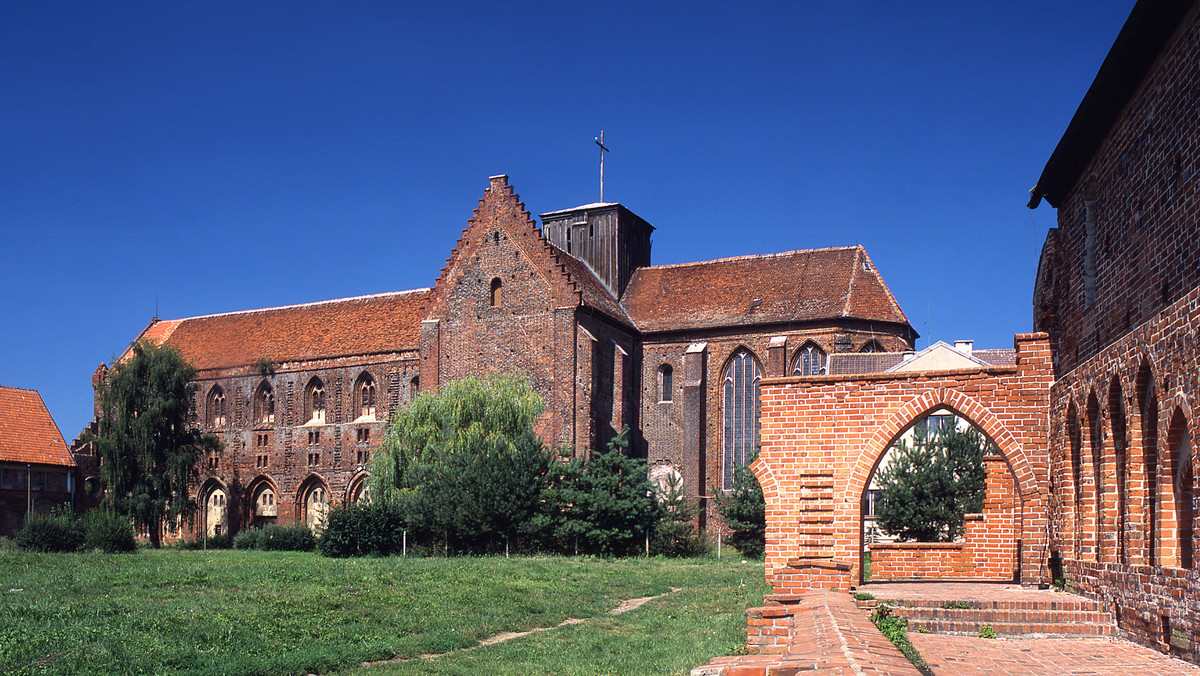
419,320,440,392
768,336,788,377
682,342,707,522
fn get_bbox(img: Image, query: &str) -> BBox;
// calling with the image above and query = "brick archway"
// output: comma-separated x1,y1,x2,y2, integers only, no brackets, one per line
754,333,1053,592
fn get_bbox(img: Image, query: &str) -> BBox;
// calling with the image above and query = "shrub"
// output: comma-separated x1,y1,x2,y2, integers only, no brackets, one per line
714,456,765,559
319,502,405,557
15,508,83,552
80,510,137,553
234,524,316,552
180,533,232,550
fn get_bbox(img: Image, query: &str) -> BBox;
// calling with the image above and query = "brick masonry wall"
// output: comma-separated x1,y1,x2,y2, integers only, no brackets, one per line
1035,4,1200,377
869,456,1019,581
186,353,418,535
754,333,1053,590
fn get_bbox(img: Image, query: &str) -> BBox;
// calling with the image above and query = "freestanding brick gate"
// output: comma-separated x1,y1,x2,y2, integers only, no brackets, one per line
753,333,1054,591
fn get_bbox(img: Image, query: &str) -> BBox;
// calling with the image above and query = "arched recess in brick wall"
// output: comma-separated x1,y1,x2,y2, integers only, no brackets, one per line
199,478,229,538
1108,376,1129,565
1165,407,1194,569
247,475,278,528
1066,401,1085,560
1135,360,1158,565
346,472,372,506
1086,391,1104,563
297,475,330,534
850,388,1041,585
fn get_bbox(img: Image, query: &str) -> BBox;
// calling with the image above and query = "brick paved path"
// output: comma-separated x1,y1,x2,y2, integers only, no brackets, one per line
910,633,1200,675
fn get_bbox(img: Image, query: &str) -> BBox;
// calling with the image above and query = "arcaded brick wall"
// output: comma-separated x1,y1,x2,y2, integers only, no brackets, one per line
186,353,418,535
869,456,1019,581
755,333,1053,589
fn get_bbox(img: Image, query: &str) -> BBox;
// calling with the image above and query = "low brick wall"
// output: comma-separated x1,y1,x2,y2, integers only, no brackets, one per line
772,558,852,593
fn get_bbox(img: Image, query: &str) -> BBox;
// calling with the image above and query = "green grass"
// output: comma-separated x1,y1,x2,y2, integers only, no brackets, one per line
0,550,767,676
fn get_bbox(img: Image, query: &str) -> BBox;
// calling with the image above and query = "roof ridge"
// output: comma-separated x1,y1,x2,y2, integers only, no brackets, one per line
165,288,431,323
643,245,859,271
0,384,41,393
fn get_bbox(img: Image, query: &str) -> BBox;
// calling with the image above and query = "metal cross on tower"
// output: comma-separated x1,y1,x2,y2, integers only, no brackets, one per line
594,130,609,202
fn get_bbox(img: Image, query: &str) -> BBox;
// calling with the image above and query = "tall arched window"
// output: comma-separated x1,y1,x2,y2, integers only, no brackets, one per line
723,350,761,490
794,343,827,376
255,382,275,425
410,376,420,402
306,377,326,424
658,364,673,402
490,277,502,307
302,479,330,534
202,482,228,537
207,385,227,427
356,372,376,420
250,479,278,527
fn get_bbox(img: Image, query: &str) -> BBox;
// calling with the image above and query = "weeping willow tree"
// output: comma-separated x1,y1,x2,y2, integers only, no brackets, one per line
93,340,219,548
370,373,552,552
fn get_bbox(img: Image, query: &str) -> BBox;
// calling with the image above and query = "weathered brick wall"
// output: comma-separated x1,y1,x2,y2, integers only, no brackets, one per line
1048,285,1200,661
755,333,1053,590
868,456,1019,581
1035,5,1200,377
187,353,417,535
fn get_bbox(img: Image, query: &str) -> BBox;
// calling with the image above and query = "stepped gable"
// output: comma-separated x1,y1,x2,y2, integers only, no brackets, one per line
422,175,614,320
0,386,74,467
621,245,910,333
128,289,429,371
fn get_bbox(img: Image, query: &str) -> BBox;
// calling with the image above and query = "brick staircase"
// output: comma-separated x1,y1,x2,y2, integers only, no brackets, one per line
859,595,1115,637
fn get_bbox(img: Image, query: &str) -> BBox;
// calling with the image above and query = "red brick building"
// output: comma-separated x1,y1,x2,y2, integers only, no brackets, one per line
0,386,79,536
1028,0,1200,660
98,174,916,537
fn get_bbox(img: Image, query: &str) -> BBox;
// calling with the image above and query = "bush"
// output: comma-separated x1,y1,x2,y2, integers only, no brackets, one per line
234,524,316,552
80,510,137,553
180,533,232,550
15,508,83,552
714,457,766,559
319,502,405,557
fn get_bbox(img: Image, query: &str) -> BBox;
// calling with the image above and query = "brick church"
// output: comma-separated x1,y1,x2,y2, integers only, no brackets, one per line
95,175,916,537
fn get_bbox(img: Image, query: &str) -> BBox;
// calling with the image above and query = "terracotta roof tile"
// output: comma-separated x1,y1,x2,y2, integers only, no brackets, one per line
621,245,910,333
828,353,907,375
0,386,74,467
133,289,429,371
972,348,1017,366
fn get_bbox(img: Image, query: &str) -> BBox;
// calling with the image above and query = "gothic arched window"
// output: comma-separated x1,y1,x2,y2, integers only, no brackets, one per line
207,385,227,427
794,343,827,376
306,377,326,425
722,350,761,490
356,372,377,420
255,382,275,425
490,278,503,307
658,364,673,403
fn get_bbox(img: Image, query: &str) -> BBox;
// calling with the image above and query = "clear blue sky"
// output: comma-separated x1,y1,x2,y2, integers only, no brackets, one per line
2,1,1134,439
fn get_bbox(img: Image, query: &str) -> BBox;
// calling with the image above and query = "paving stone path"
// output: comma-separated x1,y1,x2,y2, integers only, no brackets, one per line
910,633,1200,675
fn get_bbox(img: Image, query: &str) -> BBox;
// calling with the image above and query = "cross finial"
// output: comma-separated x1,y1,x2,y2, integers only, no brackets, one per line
594,130,609,202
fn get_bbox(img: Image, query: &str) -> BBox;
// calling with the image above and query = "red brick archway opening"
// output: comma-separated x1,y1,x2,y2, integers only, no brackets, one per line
754,334,1052,593
860,408,1022,584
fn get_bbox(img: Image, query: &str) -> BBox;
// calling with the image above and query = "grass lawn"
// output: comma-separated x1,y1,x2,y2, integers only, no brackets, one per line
0,550,767,675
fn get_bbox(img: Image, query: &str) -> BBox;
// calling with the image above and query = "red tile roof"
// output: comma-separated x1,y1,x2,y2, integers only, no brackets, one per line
548,243,635,324
129,289,429,371
0,386,74,467
621,245,910,333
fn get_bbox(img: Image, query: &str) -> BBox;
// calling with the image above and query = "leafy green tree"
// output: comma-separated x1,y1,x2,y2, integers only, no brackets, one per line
714,457,766,559
92,340,218,548
371,373,552,553
874,426,990,542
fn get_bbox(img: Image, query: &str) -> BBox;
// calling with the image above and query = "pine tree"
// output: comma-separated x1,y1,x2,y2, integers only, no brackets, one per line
714,457,766,559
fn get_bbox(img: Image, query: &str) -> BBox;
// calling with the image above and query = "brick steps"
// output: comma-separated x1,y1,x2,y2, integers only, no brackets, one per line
870,596,1115,637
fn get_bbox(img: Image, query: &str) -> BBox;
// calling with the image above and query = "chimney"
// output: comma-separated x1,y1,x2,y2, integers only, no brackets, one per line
954,340,974,355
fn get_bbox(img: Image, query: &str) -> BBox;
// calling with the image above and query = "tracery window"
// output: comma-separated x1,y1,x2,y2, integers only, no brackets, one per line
722,350,761,490
255,382,275,425
207,385,227,427
794,343,827,376
356,373,377,420
306,377,326,425
658,364,673,403
860,340,884,353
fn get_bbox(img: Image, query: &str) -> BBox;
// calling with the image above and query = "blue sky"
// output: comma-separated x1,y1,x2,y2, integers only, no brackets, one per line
2,1,1133,438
